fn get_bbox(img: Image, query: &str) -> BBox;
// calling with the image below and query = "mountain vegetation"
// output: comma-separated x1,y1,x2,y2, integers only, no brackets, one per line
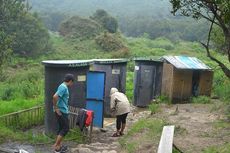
28,0,209,42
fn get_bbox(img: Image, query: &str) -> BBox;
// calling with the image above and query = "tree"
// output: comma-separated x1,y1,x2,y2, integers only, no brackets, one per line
0,0,26,69
10,13,50,56
0,0,50,57
90,9,118,33
40,12,67,32
0,31,12,72
59,16,102,40
170,0,230,78
211,26,226,53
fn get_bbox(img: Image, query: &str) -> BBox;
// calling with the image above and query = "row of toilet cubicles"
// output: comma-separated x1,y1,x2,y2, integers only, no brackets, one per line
43,56,213,134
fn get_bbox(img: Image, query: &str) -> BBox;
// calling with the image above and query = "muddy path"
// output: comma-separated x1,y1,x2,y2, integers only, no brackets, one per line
0,107,151,153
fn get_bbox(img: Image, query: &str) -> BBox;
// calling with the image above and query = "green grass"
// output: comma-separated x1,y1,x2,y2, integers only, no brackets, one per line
0,124,85,144
0,98,43,116
0,124,50,144
155,95,171,104
191,96,211,104
202,143,230,153
148,103,160,114
119,118,165,153
126,71,134,101
213,120,230,129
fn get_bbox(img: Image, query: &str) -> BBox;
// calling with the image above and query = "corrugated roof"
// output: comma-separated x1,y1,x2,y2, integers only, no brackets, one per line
162,56,212,70
42,60,93,67
133,57,162,62
93,58,128,64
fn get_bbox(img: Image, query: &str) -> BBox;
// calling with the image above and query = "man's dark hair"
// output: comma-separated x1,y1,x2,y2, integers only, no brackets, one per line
64,73,74,82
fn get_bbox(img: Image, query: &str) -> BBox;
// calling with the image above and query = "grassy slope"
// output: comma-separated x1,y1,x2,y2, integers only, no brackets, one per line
1,34,230,113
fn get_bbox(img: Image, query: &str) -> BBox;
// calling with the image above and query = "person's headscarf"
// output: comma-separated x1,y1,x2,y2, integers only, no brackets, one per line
110,87,118,95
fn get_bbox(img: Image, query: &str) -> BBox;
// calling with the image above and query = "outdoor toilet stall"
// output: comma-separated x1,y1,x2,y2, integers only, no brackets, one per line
43,60,105,135
161,56,213,103
92,59,128,116
133,58,163,107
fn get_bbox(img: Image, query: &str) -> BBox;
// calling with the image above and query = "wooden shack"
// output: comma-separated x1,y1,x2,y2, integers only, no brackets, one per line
161,56,213,102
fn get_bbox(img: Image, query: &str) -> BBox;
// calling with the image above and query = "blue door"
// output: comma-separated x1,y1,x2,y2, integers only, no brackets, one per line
86,71,105,128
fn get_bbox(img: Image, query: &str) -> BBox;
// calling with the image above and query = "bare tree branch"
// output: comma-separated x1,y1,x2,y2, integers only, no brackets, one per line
200,15,230,78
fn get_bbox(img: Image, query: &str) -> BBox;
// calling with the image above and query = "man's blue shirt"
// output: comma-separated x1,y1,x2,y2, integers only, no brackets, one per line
55,83,69,114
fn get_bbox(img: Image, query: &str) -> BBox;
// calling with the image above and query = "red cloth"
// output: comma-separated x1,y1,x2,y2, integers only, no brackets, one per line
85,110,93,127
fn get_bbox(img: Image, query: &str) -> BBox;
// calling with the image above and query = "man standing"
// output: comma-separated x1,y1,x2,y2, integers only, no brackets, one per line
52,74,74,153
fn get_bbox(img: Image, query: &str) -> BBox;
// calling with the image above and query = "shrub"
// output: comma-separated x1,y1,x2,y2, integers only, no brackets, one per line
126,72,133,101
95,32,127,51
59,16,103,40
147,37,175,50
111,47,130,58
90,9,118,33
155,95,171,104
18,80,40,99
191,96,211,104
213,70,230,102
148,103,160,114
0,66,43,100
0,85,15,100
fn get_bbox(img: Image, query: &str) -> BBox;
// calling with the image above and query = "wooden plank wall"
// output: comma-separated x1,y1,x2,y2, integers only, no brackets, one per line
161,63,174,99
172,69,192,102
199,71,213,96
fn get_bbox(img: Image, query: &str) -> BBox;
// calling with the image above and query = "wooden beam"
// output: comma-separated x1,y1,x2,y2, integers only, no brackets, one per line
157,125,175,153
0,147,18,153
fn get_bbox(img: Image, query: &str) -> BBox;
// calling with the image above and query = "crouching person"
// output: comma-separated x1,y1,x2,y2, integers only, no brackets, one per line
110,87,130,137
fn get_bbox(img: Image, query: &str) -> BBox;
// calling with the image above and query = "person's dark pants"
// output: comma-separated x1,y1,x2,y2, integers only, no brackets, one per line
116,113,128,130
55,112,69,137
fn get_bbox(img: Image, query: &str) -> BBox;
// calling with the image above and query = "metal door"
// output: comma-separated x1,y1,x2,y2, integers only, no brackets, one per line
137,65,156,106
86,71,105,128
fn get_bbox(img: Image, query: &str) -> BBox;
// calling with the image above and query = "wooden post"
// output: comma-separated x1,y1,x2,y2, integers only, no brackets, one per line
157,125,175,153
89,112,94,143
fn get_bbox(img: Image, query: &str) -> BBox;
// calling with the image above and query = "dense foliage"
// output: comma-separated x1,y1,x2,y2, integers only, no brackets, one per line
39,12,68,32
0,0,50,59
28,0,209,42
90,9,118,33
95,32,126,51
59,16,102,40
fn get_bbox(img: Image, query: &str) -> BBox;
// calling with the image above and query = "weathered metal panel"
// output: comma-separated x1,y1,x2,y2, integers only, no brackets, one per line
43,60,91,135
163,56,211,70
93,61,127,116
134,60,163,107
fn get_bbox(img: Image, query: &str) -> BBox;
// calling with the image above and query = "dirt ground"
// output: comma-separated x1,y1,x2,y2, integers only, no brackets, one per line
70,101,230,153
1,101,230,153
153,101,230,153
